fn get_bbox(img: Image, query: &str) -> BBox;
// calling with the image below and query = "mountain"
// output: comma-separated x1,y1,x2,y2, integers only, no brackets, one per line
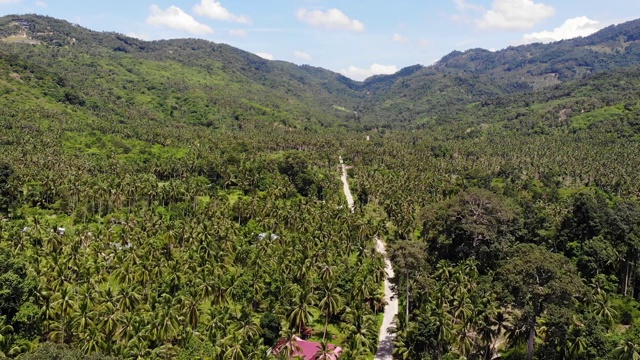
358,19,640,126
0,14,364,131
1,14,640,131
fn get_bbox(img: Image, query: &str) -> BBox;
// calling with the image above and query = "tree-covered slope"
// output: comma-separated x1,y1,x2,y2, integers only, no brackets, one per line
0,14,364,131
2,14,640,131
357,18,640,127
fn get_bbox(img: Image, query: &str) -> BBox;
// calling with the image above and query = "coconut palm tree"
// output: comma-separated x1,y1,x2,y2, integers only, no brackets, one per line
318,281,342,341
342,304,377,354
222,330,249,360
614,340,640,360
288,286,316,335
49,284,76,344
314,340,341,360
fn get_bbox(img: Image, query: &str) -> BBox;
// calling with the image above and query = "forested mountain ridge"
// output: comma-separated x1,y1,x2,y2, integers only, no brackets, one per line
0,14,364,130
359,19,640,127
2,14,640,130
435,19,640,80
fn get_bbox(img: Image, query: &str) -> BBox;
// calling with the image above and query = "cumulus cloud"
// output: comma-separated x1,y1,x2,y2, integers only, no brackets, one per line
229,29,247,37
522,16,603,43
255,52,274,60
296,8,365,32
193,0,250,24
477,0,554,30
146,5,213,35
341,63,398,81
294,51,312,61
392,33,408,43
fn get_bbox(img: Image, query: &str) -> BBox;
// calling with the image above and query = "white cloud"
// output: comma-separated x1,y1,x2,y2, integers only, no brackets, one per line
392,33,408,43
341,63,398,81
296,8,365,32
522,16,603,43
193,0,250,24
255,52,274,60
35,1,47,7
477,0,554,30
146,5,213,35
229,29,247,37
0,0,21,3
294,51,312,61
419,38,431,46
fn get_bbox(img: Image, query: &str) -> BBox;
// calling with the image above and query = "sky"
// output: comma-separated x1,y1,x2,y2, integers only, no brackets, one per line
1,0,640,81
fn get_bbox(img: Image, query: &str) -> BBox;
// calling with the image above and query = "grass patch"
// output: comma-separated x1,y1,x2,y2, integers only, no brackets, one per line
571,104,626,131
308,308,347,345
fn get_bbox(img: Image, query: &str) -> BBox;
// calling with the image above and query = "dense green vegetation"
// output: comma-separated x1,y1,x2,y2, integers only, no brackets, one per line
0,13,640,360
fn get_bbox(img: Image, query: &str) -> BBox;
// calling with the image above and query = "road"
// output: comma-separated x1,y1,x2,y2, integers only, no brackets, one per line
339,156,398,360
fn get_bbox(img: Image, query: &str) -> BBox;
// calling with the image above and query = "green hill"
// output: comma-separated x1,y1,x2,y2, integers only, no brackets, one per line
2,14,640,131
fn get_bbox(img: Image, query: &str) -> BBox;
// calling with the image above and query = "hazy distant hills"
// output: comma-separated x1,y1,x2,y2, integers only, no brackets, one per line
1,14,640,131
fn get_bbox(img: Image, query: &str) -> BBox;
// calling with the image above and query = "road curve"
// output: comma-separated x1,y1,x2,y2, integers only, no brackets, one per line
339,156,398,360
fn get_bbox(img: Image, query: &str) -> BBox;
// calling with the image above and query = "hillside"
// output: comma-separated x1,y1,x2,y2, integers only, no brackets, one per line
2,14,640,131
358,19,640,127
0,14,364,131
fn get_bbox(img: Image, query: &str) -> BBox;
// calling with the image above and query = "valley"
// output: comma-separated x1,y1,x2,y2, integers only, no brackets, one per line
0,13,640,360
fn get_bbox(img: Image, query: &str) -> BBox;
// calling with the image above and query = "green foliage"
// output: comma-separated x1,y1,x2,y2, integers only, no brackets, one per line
0,12,640,360
259,312,281,347
16,343,115,360
422,188,521,271
0,162,13,213
0,248,36,321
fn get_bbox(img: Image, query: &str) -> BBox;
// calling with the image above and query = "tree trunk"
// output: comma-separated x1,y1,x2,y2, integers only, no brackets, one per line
484,343,491,360
527,321,535,360
406,272,410,327
625,260,630,296
527,303,538,360
323,312,328,342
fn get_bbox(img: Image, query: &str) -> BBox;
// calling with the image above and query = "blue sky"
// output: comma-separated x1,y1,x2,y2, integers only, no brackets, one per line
2,0,640,80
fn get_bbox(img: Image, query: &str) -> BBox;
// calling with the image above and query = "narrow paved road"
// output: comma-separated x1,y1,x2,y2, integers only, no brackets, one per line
339,156,355,212
339,156,398,360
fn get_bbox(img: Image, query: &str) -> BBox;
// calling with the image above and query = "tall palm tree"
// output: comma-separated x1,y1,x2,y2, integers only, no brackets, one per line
181,288,202,332
428,304,454,358
79,327,105,355
614,340,640,360
116,284,143,312
72,299,96,336
152,295,182,344
591,292,617,327
50,284,76,344
222,330,249,360
288,287,316,335
314,340,341,360
342,305,377,354
0,320,14,358
318,281,342,341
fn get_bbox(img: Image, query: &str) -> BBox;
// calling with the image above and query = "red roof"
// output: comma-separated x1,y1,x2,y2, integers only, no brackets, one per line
272,336,343,359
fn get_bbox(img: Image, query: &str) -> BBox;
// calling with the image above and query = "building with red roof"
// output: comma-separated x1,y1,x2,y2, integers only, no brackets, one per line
271,336,342,359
